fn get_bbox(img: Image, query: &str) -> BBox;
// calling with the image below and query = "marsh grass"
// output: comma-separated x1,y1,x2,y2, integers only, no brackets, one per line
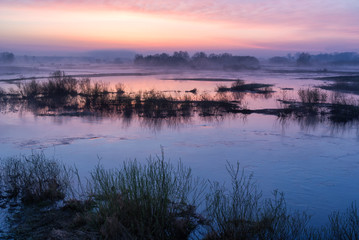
4,72,242,119
329,92,359,123
88,151,206,240
276,88,359,124
0,87,5,99
321,82,359,94
217,81,273,94
205,162,311,240
16,71,110,99
0,152,72,204
298,88,327,105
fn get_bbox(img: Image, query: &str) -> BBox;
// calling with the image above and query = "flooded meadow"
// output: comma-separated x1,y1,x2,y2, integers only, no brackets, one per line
1,63,359,236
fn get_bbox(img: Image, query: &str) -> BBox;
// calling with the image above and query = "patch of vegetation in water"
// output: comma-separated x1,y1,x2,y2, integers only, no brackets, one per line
0,71,243,119
319,82,359,95
315,75,359,95
168,78,241,82
277,88,359,124
217,80,274,94
315,75,359,82
1,71,359,126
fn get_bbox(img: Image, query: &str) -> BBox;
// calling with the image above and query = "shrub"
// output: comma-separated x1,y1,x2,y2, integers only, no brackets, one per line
88,151,206,239
17,79,41,98
0,87,5,96
329,92,359,123
115,83,125,95
91,81,109,97
326,202,359,239
298,88,327,104
205,162,310,239
1,152,72,204
78,77,92,96
43,71,78,97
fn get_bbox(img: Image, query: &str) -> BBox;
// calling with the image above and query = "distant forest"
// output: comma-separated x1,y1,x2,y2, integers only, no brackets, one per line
269,52,359,66
134,52,260,70
0,52,15,63
2,50,359,67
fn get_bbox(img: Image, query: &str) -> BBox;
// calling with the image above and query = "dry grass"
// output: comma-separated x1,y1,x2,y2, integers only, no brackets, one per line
204,162,310,240
88,151,206,239
1,152,72,204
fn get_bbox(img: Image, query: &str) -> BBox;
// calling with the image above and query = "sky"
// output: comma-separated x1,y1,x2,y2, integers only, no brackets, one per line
0,0,359,56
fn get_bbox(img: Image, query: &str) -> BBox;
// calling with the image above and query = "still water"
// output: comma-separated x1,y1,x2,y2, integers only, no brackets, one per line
0,64,359,227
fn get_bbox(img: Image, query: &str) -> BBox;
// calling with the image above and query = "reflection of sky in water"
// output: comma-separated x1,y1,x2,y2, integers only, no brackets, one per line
1,65,359,227
1,109,359,226
2,64,359,109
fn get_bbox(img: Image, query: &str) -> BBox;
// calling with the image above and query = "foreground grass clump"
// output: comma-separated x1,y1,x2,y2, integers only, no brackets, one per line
205,162,310,240
1,152,359,239
88,152,206,240
1,152,72,204
325,202,359,239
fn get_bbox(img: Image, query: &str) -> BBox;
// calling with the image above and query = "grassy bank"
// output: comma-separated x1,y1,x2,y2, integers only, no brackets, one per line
0,153,358,239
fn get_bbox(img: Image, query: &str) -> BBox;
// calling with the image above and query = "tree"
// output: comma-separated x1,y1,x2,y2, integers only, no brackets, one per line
296,52,311,66
0,52,15,63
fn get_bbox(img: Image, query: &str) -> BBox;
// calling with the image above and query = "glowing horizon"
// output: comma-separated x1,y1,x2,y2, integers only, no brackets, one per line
1,0,359,56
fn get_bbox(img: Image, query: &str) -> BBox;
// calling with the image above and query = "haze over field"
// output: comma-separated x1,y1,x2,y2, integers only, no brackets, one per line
1,0,359,56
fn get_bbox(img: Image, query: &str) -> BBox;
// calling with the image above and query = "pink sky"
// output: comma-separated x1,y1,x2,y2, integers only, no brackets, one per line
1,0,358,56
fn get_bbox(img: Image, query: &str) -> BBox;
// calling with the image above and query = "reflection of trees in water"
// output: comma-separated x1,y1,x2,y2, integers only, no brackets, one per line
138,116,193,132
0,92,240,131
1,91,359,133
276,113,359,136
214,90,273,102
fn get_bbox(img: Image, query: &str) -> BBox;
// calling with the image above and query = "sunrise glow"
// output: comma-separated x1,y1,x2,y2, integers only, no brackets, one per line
1,0,359,54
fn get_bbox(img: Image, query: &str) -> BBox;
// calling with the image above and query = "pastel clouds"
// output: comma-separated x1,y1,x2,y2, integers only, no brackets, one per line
0,0,358,53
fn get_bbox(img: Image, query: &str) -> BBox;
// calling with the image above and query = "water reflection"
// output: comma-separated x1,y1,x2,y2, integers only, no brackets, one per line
1,94,359,136
276,113,359,137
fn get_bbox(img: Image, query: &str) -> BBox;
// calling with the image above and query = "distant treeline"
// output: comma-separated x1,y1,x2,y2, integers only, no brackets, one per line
134,51,260,70
0,52,15,64
269,52,359,66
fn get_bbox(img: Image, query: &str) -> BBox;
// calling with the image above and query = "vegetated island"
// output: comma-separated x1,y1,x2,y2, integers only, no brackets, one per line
315,75,359,95
1,71,359,126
